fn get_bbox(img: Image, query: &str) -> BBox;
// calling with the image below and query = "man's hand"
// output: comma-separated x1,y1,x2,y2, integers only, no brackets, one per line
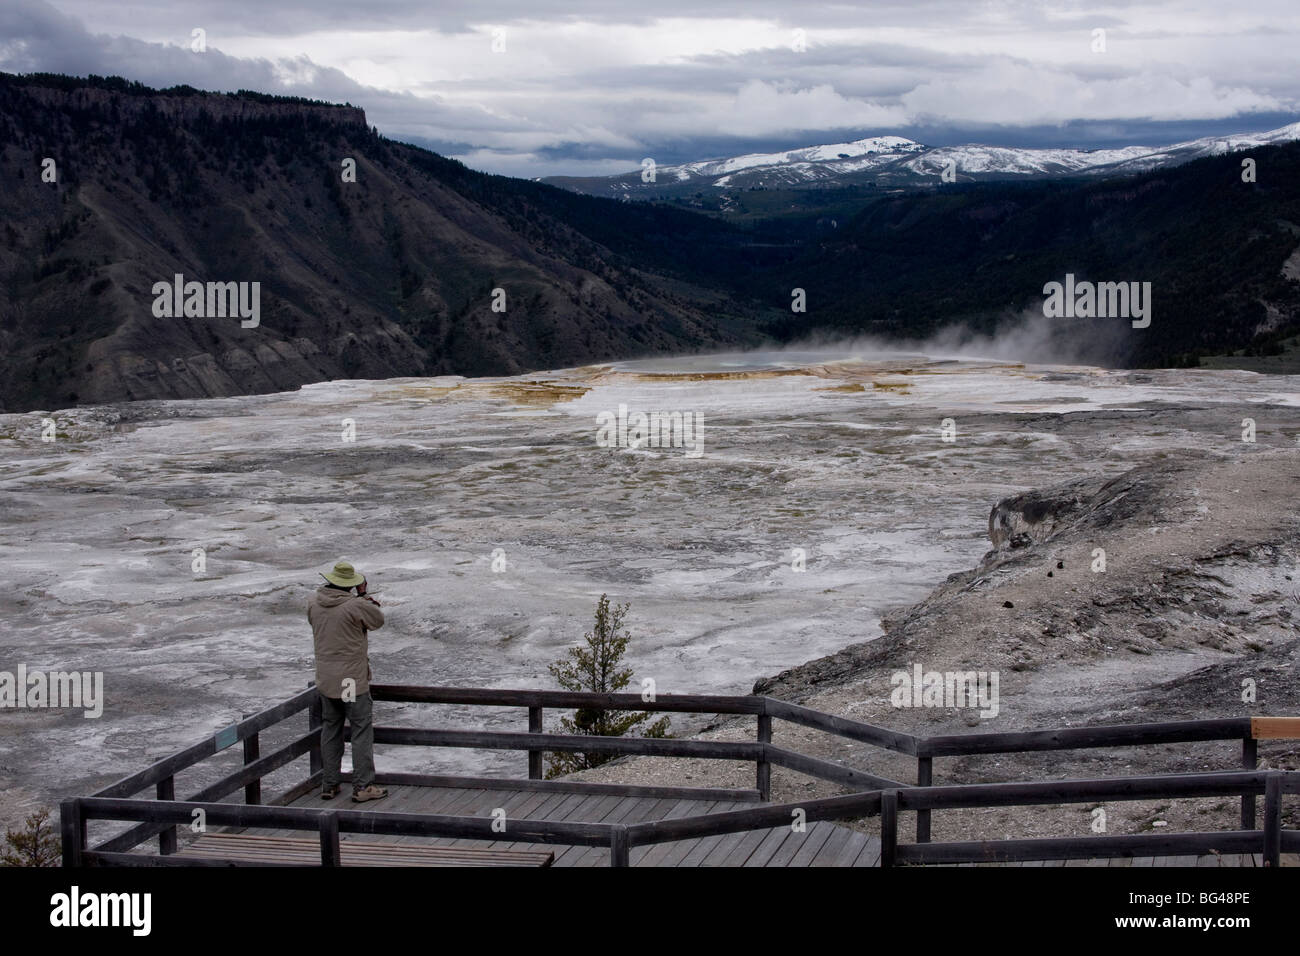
350,577,379,607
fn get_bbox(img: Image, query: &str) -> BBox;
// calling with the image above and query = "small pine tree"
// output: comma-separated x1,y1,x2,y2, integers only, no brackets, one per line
1,808,61,867
545,594,669,778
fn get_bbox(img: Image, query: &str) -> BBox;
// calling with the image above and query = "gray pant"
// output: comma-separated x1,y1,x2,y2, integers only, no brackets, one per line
319,691,375,791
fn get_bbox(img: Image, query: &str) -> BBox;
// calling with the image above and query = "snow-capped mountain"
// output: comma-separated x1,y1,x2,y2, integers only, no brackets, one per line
670,135,925,187
905,121,1300,179
541,121,1300,199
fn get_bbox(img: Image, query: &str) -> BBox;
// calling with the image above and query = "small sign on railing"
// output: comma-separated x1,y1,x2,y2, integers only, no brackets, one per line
214,724,240,751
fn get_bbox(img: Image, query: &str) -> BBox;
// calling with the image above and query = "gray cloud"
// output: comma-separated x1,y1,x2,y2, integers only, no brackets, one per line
3,0,1297,177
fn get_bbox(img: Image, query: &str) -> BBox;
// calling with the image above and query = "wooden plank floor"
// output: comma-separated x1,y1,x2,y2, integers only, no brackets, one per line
223,783,882,867
196,782,1299,867
951,853,1299,867
180,833,555,866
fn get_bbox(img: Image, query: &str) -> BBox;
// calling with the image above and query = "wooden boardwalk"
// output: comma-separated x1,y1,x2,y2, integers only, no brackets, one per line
178,781,1300,866
185,782,883,867
74,686,1298,868
954,853,1296,867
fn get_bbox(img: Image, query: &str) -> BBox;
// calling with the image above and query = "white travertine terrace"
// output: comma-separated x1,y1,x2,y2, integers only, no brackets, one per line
1,349,1297,822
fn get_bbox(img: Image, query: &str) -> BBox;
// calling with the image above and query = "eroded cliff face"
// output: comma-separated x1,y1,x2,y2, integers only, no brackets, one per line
0,76,748,412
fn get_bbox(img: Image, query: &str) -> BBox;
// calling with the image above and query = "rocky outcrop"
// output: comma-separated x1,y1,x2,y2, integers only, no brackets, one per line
986,463,1180,550
582,447,1300,836
756,450,1300,703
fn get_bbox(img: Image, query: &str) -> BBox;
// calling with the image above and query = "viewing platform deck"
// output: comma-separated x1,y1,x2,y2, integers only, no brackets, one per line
189,780,883,867
61,685,1300,868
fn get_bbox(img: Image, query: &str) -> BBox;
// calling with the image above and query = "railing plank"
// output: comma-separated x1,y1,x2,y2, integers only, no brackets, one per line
916,756,932,844
92,686,317,798
156,776,176,855
308,685,322,777
609,825,630,867
371,726,765,760
626,791,883,846
919,718,1251,757
370,684,764,714
765,745,908,790
528,706,543,780
901,830,1264,865
764,698,918,754
1251,717,1300,740
93,729,316,854
59,798,83,868
1264,773,1282,867
82,850,309,867
756,714,772,802
319,812,340,867
1242,736,1258,829
880,790,898,868
898,771,1270,811
80,797,613,847
370,771,761,803
243,730,261,805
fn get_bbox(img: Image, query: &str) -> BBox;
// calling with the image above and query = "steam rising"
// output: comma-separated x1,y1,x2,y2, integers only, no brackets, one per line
783,307,1138,369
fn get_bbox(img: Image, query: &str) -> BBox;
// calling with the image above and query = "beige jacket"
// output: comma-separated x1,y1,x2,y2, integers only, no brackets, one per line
308,585,385,698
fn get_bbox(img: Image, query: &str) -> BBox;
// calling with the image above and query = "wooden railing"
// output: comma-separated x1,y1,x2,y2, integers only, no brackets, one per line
61,684,1300,867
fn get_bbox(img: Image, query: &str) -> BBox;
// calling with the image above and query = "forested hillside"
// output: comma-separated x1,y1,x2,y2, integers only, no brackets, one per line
0,73,772,411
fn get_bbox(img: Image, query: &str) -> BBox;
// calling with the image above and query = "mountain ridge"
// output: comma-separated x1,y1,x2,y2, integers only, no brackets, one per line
4,72,1300,413
542,121,1300,199
0,72,771,412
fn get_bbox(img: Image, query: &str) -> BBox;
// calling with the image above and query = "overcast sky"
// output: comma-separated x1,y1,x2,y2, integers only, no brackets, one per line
3,0,1298,177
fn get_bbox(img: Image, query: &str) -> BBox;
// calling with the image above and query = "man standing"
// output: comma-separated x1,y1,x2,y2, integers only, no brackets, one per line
308,560,388,802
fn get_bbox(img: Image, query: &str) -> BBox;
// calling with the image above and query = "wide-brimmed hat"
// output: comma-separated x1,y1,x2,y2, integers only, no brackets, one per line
321,560,365,588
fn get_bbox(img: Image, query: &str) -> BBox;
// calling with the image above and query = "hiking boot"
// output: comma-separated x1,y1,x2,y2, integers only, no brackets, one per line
352,784,389,803
321,784,340,800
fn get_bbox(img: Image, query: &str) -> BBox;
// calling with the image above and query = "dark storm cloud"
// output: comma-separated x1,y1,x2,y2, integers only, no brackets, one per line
43,0,1029,35
0,1,517,144
4,0,1298,177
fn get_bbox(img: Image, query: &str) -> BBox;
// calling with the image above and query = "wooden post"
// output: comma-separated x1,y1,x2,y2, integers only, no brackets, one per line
609,824,630,867
1241,737,1257,829
528,706,543,780
1263,773,1282,868
243,729,262,805
916,756,932,843
156,776,177,855
756,713,772,802
308,682,322,777
319,811,341,866
59,798,83,868
881,789,898,868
